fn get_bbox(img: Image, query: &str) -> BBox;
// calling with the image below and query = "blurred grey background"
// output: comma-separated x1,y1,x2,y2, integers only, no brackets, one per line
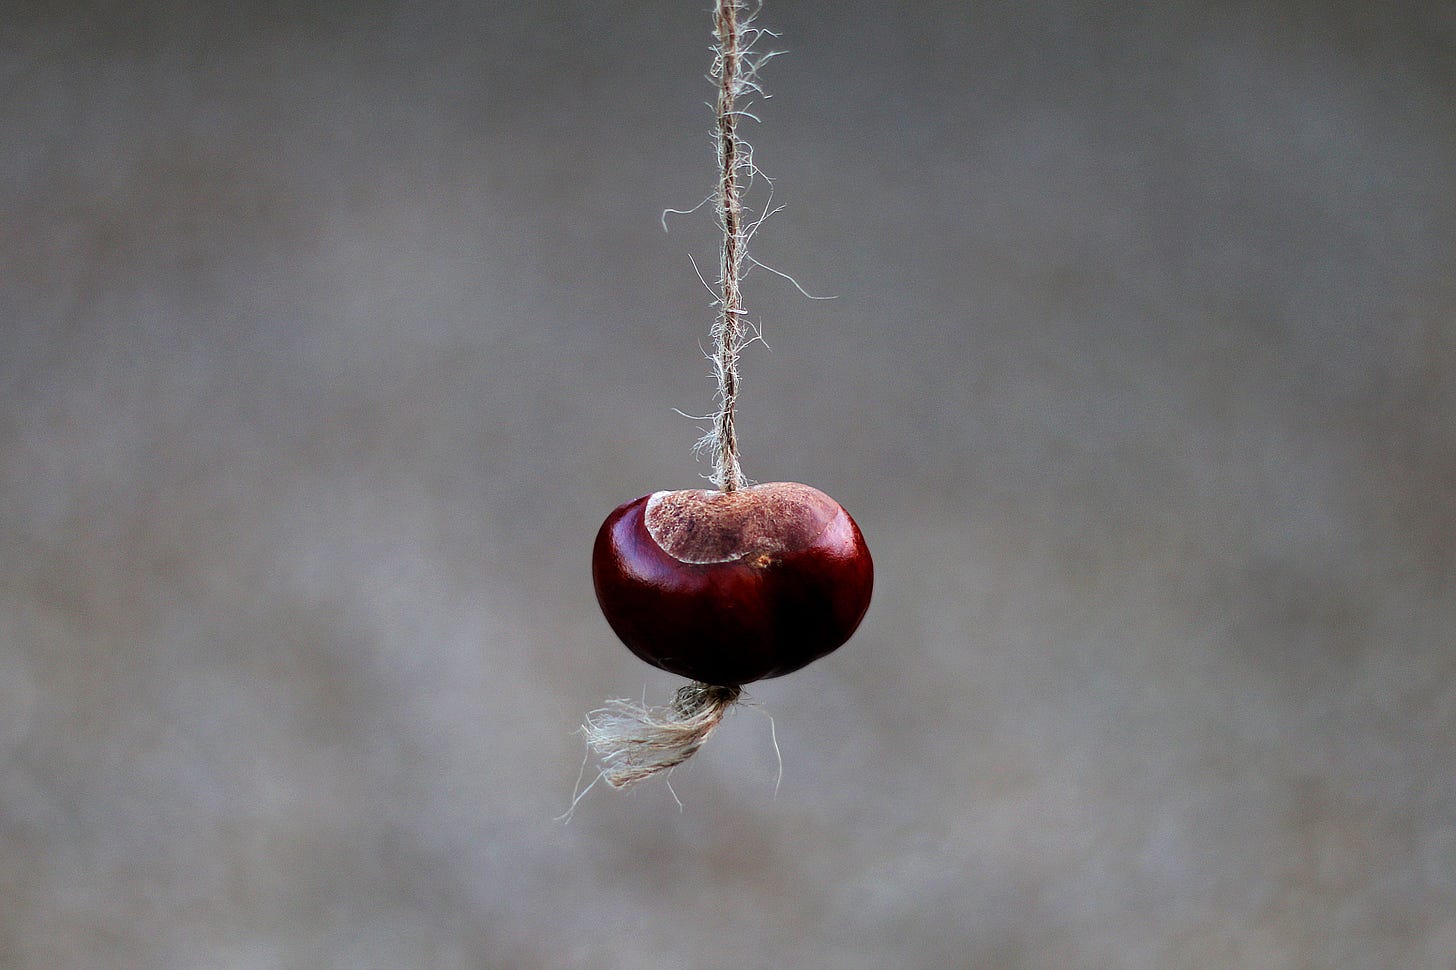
3,0,1454,966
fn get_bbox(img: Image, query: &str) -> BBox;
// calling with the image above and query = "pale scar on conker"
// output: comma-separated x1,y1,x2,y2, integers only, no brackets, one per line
643,481,840,564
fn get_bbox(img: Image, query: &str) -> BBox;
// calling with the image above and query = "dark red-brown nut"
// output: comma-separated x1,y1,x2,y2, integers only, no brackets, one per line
592,481,873,686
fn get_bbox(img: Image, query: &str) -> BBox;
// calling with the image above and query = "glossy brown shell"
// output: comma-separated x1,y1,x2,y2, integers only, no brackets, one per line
592,482,874,686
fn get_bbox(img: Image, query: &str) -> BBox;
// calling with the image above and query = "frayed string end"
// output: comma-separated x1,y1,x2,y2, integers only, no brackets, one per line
562,683,742,820
586,683,741,788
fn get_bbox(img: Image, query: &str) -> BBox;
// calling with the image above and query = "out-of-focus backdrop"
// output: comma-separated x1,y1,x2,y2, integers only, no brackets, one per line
4,1,1454,966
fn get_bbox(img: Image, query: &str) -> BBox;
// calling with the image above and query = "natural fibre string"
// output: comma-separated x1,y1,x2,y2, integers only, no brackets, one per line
567,0,774,810
580,684,742,790
709,0,748,492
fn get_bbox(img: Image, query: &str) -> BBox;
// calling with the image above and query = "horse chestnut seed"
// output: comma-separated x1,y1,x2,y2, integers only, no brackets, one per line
592,482,873,687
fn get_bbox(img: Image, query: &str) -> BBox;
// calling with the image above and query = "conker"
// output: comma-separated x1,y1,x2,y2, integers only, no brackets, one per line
592,481,873,686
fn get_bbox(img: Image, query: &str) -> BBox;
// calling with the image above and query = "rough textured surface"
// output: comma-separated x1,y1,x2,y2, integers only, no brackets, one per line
3,0,1455,967
645,482,840,563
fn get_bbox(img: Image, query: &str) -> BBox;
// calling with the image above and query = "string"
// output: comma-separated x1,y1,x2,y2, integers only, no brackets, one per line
711,0,748,491
565,1,778,812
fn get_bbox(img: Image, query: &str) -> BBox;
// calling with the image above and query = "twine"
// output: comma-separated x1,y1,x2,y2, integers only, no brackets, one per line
587,684,742,788
711,0,749,492
569,2,780,811
562,685,743,818
689,0,787,490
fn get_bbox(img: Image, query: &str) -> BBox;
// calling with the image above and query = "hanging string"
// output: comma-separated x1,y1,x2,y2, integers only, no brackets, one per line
566,3,775,810
710,0,748,491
